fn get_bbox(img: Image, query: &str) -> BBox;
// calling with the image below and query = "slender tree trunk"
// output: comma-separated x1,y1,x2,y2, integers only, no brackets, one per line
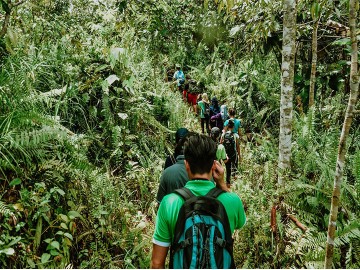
309,19,319,108
324,0,360,268
0,0,27,38
278,0,297,185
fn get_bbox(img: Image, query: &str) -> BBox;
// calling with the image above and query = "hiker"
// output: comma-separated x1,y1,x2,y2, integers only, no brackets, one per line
210,127,228,164
151,133,246,269
197,93,211,135
173,64,185,93
164,128,189,170
224,108,241,137
185,77,198,114
210,96,221,117
183,74,192,103
157,133,195,204
210,112,224,130
221,119,240,188
220,104,229,122
209,96,221,128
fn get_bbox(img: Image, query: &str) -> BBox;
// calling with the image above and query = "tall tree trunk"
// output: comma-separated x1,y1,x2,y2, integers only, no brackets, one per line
324,0,360,268
0,0,27,38
309,19,319,108
278,0,297,185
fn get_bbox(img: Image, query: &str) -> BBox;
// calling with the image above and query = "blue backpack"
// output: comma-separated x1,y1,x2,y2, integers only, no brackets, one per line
178,71,185,84
169,187,235,269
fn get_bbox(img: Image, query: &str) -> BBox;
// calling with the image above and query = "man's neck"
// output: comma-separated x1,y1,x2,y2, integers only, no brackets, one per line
188,172,212,181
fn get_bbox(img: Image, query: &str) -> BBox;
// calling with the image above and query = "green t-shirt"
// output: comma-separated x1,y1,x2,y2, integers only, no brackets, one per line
153,180,246,247
216,144,227,161
197,100,209,118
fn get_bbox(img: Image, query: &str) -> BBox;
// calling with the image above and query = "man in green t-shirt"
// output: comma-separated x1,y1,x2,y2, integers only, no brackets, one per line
151,133,246,269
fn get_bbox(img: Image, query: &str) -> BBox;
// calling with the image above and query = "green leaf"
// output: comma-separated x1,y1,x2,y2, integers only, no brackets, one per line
68,210,81,219
9,178,21,186
332,38,350,46
50,241,60,250
229,25,241,37
41,253,51,264
0,248,15,255
64,233,73,240
44,238,52,244
109,47,125,69
55,188,65,196
311,2,320,20
27,258,36,268
59,214,69,223
105,74,120,86
50,249,59,256
7,236,21,247
60,222,68,230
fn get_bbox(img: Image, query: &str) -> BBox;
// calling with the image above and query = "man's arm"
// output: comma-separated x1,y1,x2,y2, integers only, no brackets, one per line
151,244,169,268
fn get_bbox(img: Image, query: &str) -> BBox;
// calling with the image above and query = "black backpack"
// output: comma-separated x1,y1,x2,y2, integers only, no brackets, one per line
223,132,236,159
169,187,235,269
204,102,210,116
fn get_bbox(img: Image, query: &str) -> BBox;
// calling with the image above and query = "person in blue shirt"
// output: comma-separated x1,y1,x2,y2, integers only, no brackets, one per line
173,64,185,93
223,108,241,137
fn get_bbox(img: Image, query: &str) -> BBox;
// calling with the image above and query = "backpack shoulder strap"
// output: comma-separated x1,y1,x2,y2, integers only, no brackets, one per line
205,187,226,199
173,187,195,201
170,154,176,165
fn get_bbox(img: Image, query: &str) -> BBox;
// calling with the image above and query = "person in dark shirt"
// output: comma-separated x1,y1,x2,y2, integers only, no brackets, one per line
164,128,189,169
157,132,196,203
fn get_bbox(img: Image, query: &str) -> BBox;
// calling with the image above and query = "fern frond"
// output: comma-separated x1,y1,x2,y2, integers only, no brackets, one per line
0,201,15,218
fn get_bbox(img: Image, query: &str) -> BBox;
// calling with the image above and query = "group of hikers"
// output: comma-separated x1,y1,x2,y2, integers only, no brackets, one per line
150,64,246,268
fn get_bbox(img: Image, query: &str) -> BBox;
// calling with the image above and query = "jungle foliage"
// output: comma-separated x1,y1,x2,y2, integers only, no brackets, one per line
0,0,359,268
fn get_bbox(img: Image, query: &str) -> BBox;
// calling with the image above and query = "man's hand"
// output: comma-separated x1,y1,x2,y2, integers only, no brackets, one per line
212,160,229,192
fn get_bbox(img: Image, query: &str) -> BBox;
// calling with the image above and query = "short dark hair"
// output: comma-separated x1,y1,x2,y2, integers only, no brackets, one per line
174,131,196,156
229,108,236,116
228,119,234,129
184,133,217,175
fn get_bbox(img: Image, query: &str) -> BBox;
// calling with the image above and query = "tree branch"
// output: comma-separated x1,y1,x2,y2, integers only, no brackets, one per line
287,214,307,232
12,0,27,7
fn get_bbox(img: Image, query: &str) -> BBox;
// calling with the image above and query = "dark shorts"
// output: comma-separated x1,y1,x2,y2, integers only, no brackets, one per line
187,93,197,105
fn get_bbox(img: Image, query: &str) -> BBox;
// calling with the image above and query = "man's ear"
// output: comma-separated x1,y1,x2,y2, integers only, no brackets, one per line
184,160,194,179
211,160,216,172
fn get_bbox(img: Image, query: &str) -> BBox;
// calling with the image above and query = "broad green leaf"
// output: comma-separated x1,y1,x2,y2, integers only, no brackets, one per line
44,238,52,244
51,187,65,196
68,210,81,219
27,258,36,268
0,248,15,255
332,38,350,46
41,253,51,264
50,249,59,256
50,241,60,250
64,233,73,240
60,222,68,230
59,214,69,223
9,178,21,186
110,47,125,69
105,74,120,86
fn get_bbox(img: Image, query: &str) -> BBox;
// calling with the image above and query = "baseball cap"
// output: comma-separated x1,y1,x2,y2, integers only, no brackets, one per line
175,128,189,143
